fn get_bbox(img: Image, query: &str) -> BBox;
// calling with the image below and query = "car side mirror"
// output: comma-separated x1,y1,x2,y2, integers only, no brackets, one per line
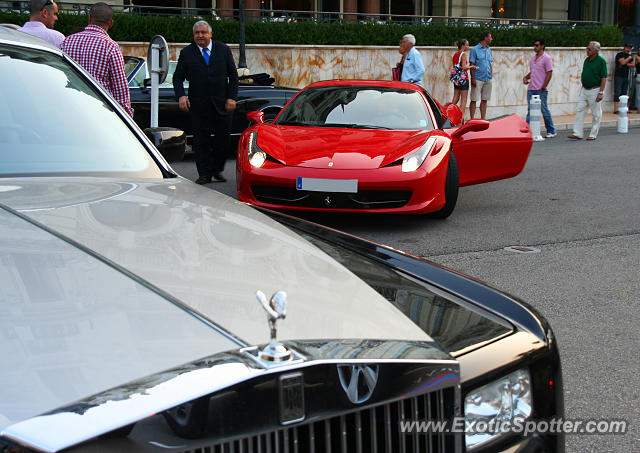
141,78,151,93
144,127,186,162
443,103,463,127
247,111,265,124
450,119,490,138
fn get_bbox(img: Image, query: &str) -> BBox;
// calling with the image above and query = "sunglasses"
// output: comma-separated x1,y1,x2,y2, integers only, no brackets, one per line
41,0,53,10
533,44,541,47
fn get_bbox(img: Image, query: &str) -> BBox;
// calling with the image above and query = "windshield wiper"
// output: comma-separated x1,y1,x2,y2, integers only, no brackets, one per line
352,124,393,130
317,123,392,130
276,120,309,126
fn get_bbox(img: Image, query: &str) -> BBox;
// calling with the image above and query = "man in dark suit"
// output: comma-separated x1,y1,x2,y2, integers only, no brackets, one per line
173,20,239,184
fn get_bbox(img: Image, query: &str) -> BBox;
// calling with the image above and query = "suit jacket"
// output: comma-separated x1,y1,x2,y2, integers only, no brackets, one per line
173,41,239,116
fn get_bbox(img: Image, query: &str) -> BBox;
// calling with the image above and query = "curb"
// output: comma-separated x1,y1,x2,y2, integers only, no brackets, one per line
554,117,640,131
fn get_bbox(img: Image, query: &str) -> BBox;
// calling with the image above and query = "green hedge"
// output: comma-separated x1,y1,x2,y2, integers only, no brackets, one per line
1,11,622,47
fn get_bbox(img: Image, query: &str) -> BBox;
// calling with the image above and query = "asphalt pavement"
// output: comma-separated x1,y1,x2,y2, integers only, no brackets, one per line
423,128,640,453
170,125,640,453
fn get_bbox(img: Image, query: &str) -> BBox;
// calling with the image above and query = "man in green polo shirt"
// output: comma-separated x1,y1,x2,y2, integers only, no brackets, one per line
569,41,608,140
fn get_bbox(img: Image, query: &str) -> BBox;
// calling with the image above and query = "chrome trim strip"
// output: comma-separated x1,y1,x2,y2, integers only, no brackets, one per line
411,397,419,452
1,354,259,452
399,400,407,453
355,410,363,453
370,406,378,453
324,419,331,453
308,421,315,453
2,340,458,452
340,415,347,453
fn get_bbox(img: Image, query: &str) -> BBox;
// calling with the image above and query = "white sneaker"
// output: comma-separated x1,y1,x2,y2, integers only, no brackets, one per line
546,132,557,138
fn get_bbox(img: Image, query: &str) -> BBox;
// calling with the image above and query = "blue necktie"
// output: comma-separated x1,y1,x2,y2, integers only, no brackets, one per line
202,47,210,65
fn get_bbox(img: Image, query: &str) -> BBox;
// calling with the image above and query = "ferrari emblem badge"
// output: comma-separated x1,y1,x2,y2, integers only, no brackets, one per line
328,161,334,167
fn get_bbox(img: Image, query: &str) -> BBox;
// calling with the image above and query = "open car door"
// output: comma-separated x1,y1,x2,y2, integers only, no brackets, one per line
445,115,532,187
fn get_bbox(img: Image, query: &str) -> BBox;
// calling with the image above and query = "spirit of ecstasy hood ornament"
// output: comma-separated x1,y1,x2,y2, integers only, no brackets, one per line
256,290,291,361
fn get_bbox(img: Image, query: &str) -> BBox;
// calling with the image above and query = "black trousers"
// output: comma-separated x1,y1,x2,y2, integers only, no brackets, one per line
191,101,231,178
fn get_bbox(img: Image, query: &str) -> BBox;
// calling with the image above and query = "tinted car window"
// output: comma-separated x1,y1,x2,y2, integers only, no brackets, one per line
128,60,185,88
0,45,162,178
124,57,140,78
128,61,148,88
276,85,434,131
422,89,444,128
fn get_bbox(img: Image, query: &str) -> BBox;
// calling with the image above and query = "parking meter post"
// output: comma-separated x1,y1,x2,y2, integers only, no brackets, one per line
147,35,169,129
530,94,544,141
150,43,160,128
618,95,628,133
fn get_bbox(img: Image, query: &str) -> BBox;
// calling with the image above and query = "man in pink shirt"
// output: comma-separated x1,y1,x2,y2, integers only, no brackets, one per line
523,38,556,138
17,0,65,48
61,2,133,117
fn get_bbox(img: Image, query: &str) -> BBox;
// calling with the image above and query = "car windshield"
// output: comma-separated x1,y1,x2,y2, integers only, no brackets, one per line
275,85,434,130
0,44,162,178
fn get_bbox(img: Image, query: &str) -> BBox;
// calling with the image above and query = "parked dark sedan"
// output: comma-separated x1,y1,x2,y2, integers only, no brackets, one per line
125,56,299,152
1,29,563,453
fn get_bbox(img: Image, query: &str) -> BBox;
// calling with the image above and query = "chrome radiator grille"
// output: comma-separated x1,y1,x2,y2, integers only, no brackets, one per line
180,387,457,453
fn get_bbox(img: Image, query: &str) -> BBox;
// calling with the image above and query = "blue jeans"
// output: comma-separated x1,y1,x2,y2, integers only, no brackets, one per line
526,90,555,134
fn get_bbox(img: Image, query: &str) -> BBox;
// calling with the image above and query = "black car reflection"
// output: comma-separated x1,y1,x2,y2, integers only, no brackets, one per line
125,56,299,152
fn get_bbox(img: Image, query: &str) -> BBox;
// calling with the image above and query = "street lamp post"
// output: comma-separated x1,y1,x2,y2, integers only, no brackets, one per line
238,0,248,74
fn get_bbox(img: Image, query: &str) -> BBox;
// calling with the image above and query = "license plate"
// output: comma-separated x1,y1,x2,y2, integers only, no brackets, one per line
296,177,358,193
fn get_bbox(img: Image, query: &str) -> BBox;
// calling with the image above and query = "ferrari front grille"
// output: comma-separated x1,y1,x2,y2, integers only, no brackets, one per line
252,185,412,209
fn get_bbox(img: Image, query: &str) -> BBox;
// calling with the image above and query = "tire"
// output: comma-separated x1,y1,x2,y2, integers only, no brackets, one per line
432,151,459,219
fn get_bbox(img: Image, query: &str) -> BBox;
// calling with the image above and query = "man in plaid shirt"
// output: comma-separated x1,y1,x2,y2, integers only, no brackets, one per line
61,2,133,117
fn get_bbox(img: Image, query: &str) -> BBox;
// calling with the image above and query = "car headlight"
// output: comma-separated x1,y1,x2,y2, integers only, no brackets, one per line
247,131,266,168
464,368,532,449
401,136,437,172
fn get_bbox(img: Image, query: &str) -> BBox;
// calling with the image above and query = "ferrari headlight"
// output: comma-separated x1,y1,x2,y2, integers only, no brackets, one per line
464,368,532,449
247,131,266,168
401,137,437,172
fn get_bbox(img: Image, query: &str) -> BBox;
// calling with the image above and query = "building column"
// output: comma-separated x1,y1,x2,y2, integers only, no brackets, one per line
246,0,260,20
362,0,379,15
217,0,233,18
343,0,357,22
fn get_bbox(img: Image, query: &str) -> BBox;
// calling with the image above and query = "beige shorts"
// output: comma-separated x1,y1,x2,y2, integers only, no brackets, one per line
470,79,492,102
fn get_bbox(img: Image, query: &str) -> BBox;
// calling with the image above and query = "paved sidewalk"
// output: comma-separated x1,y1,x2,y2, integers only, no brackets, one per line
543,111,640,132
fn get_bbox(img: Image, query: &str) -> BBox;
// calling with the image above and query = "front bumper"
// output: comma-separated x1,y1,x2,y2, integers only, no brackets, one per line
236,155,449,214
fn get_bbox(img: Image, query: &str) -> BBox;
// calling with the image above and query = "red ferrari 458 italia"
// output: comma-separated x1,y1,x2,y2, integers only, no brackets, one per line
237,80,532,217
